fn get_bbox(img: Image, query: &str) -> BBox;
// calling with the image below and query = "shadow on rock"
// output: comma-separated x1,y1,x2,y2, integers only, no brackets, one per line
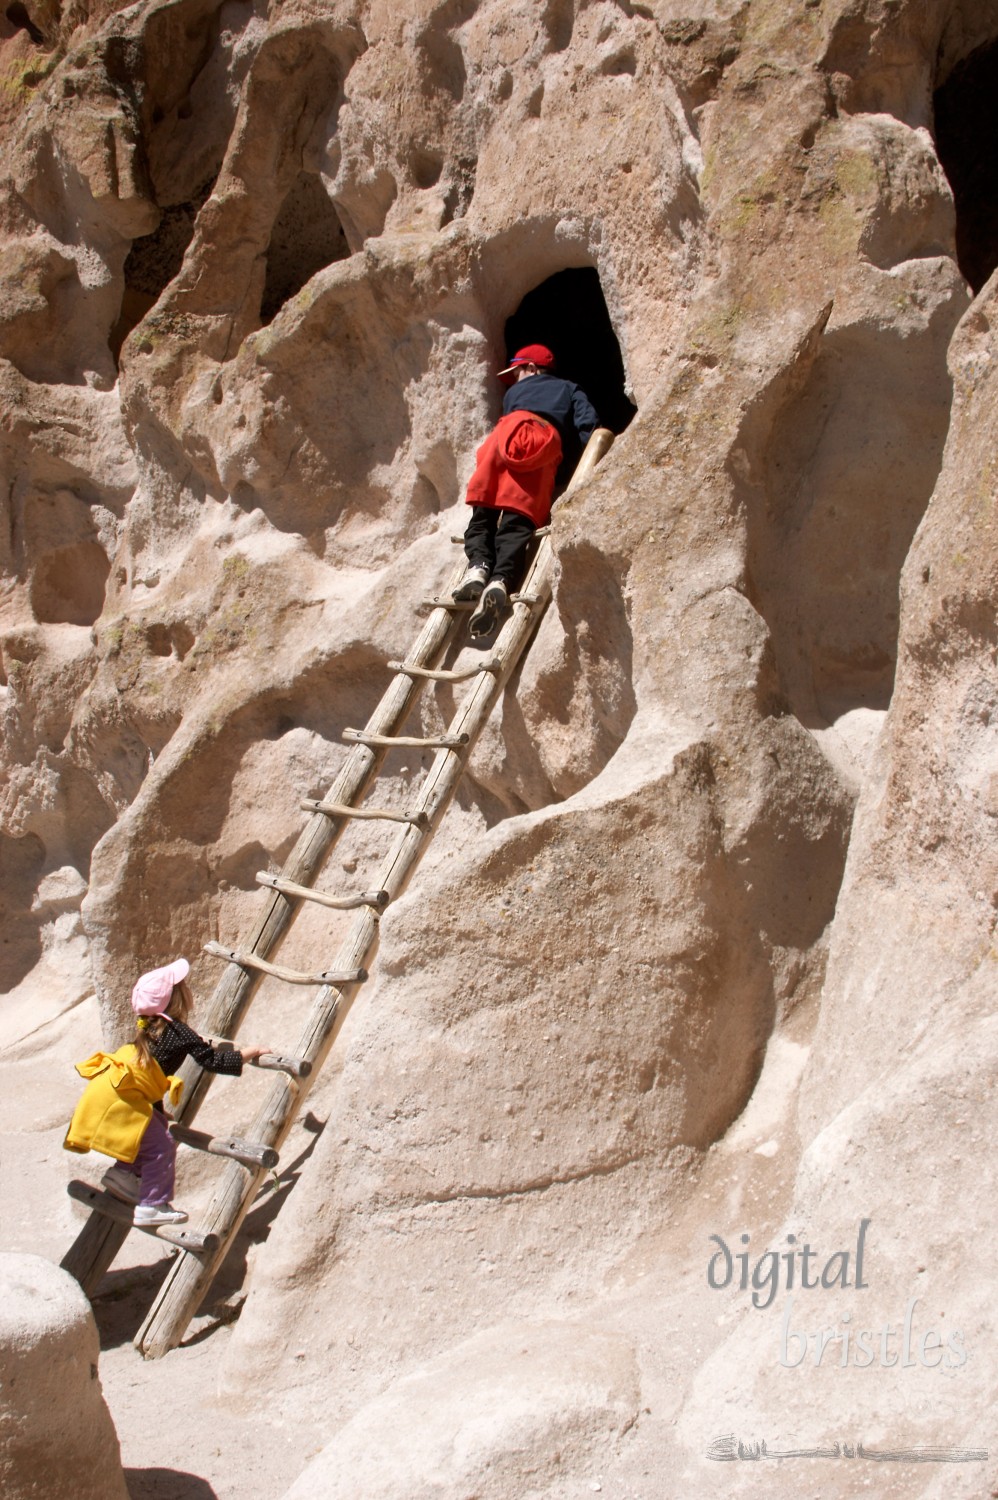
91,1258,175,1349
191,1111,326,1322
126,1469,219,1499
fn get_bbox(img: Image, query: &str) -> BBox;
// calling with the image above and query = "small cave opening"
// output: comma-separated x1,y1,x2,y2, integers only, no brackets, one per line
0,830,45,994
503,267,637,436
109,181,213,363
29,540,110,626
410,146,444,190
934,39,998,294
260,171,350,326
5,2,44,44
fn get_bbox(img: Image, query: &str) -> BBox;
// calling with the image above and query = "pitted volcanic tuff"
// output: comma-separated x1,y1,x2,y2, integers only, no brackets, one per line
1,0,997,1494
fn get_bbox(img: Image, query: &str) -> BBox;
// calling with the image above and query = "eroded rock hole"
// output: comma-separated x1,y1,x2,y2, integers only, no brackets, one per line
0,831,45,992
743,317,955,725
504,267,636,440
29,540,110,627
441,154,477,226
5,2,43,44
600,47,636,76
418,27,466,103
411,147,444,190
934,39,998,294
261,171,350,326
110,181,213,361
145,621,195,660
543,0,574,53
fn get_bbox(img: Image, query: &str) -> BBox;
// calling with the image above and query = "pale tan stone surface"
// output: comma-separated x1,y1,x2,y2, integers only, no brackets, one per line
0,1253,128,1500
672,272,998,1496
0,0,996,1495
282,1320,640,1500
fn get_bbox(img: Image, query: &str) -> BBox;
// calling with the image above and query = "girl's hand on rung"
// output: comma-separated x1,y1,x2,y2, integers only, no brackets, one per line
239,1044,274,1063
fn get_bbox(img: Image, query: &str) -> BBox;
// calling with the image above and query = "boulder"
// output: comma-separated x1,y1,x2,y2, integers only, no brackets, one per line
0,1253,127,1500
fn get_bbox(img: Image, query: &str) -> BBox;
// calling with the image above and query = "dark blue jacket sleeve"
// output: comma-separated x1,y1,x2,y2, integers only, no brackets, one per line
571,385,600,446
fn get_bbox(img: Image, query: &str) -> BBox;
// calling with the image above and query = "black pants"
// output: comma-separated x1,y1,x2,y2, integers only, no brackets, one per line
463,507,536,588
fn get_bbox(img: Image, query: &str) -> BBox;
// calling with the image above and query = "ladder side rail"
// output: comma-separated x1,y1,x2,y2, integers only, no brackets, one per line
555,426,615,501
173,585,466,1123
136,1158,269,1358
60,1215,132,1296
136,560,553,1355
136,912,378,1358
135,432,614,1352
379,551,556,900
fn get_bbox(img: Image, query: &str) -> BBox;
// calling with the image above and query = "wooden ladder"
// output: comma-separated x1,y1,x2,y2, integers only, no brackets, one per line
61,429,615,1358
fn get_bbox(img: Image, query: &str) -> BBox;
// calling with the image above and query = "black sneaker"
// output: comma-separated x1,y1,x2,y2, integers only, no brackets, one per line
469,580,509,638
453,564,490,602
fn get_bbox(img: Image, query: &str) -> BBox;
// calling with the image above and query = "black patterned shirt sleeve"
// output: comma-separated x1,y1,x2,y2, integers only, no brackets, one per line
151,1018,244,1076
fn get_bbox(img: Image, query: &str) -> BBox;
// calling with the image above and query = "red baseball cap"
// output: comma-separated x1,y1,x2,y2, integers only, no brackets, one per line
498,344,555,383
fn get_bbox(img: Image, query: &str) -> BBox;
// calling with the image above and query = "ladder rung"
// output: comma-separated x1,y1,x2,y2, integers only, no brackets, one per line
301,799,428,828
342,728,469,750
169,1123,279,1171
255,872,389,910
421,595,476,610
387,659,500,682
251,1050,312,1079
67,1182,220,1254
203,941,367,988
424,590,542,613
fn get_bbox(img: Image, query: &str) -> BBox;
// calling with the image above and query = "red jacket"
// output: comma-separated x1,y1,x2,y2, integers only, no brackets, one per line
465,411,563,526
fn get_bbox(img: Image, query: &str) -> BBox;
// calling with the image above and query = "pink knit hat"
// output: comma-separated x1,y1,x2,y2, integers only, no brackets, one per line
131,958,190,1017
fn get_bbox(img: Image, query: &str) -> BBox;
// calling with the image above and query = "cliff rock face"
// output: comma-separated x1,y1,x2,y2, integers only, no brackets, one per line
1,0,996,1494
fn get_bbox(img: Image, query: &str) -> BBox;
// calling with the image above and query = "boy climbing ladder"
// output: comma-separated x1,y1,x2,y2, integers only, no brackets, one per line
453,344,600,637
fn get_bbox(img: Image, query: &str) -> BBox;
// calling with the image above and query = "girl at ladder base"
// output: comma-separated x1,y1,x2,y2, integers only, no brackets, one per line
65,958,271,1226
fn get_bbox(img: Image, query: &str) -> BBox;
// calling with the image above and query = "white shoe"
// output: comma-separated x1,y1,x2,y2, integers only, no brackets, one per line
469,579,509,638
453,564,489,602
101,1165,141,1203
134,1203,188,1225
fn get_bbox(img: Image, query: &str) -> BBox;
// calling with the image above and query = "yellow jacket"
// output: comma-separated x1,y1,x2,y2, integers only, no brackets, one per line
63,1044,184,1163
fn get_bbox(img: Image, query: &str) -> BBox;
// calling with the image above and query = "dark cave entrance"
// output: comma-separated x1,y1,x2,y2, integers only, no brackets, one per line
109,171,351,360
934,38,998,294
261,171,350,325
4,2,44,44
503,267,637,434
109,180,214,364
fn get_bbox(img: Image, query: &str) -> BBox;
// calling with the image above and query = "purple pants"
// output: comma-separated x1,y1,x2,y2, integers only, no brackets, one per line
125,1109,176,1206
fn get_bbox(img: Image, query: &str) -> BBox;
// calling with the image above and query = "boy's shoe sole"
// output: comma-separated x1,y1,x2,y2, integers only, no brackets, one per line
469,584,508,638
